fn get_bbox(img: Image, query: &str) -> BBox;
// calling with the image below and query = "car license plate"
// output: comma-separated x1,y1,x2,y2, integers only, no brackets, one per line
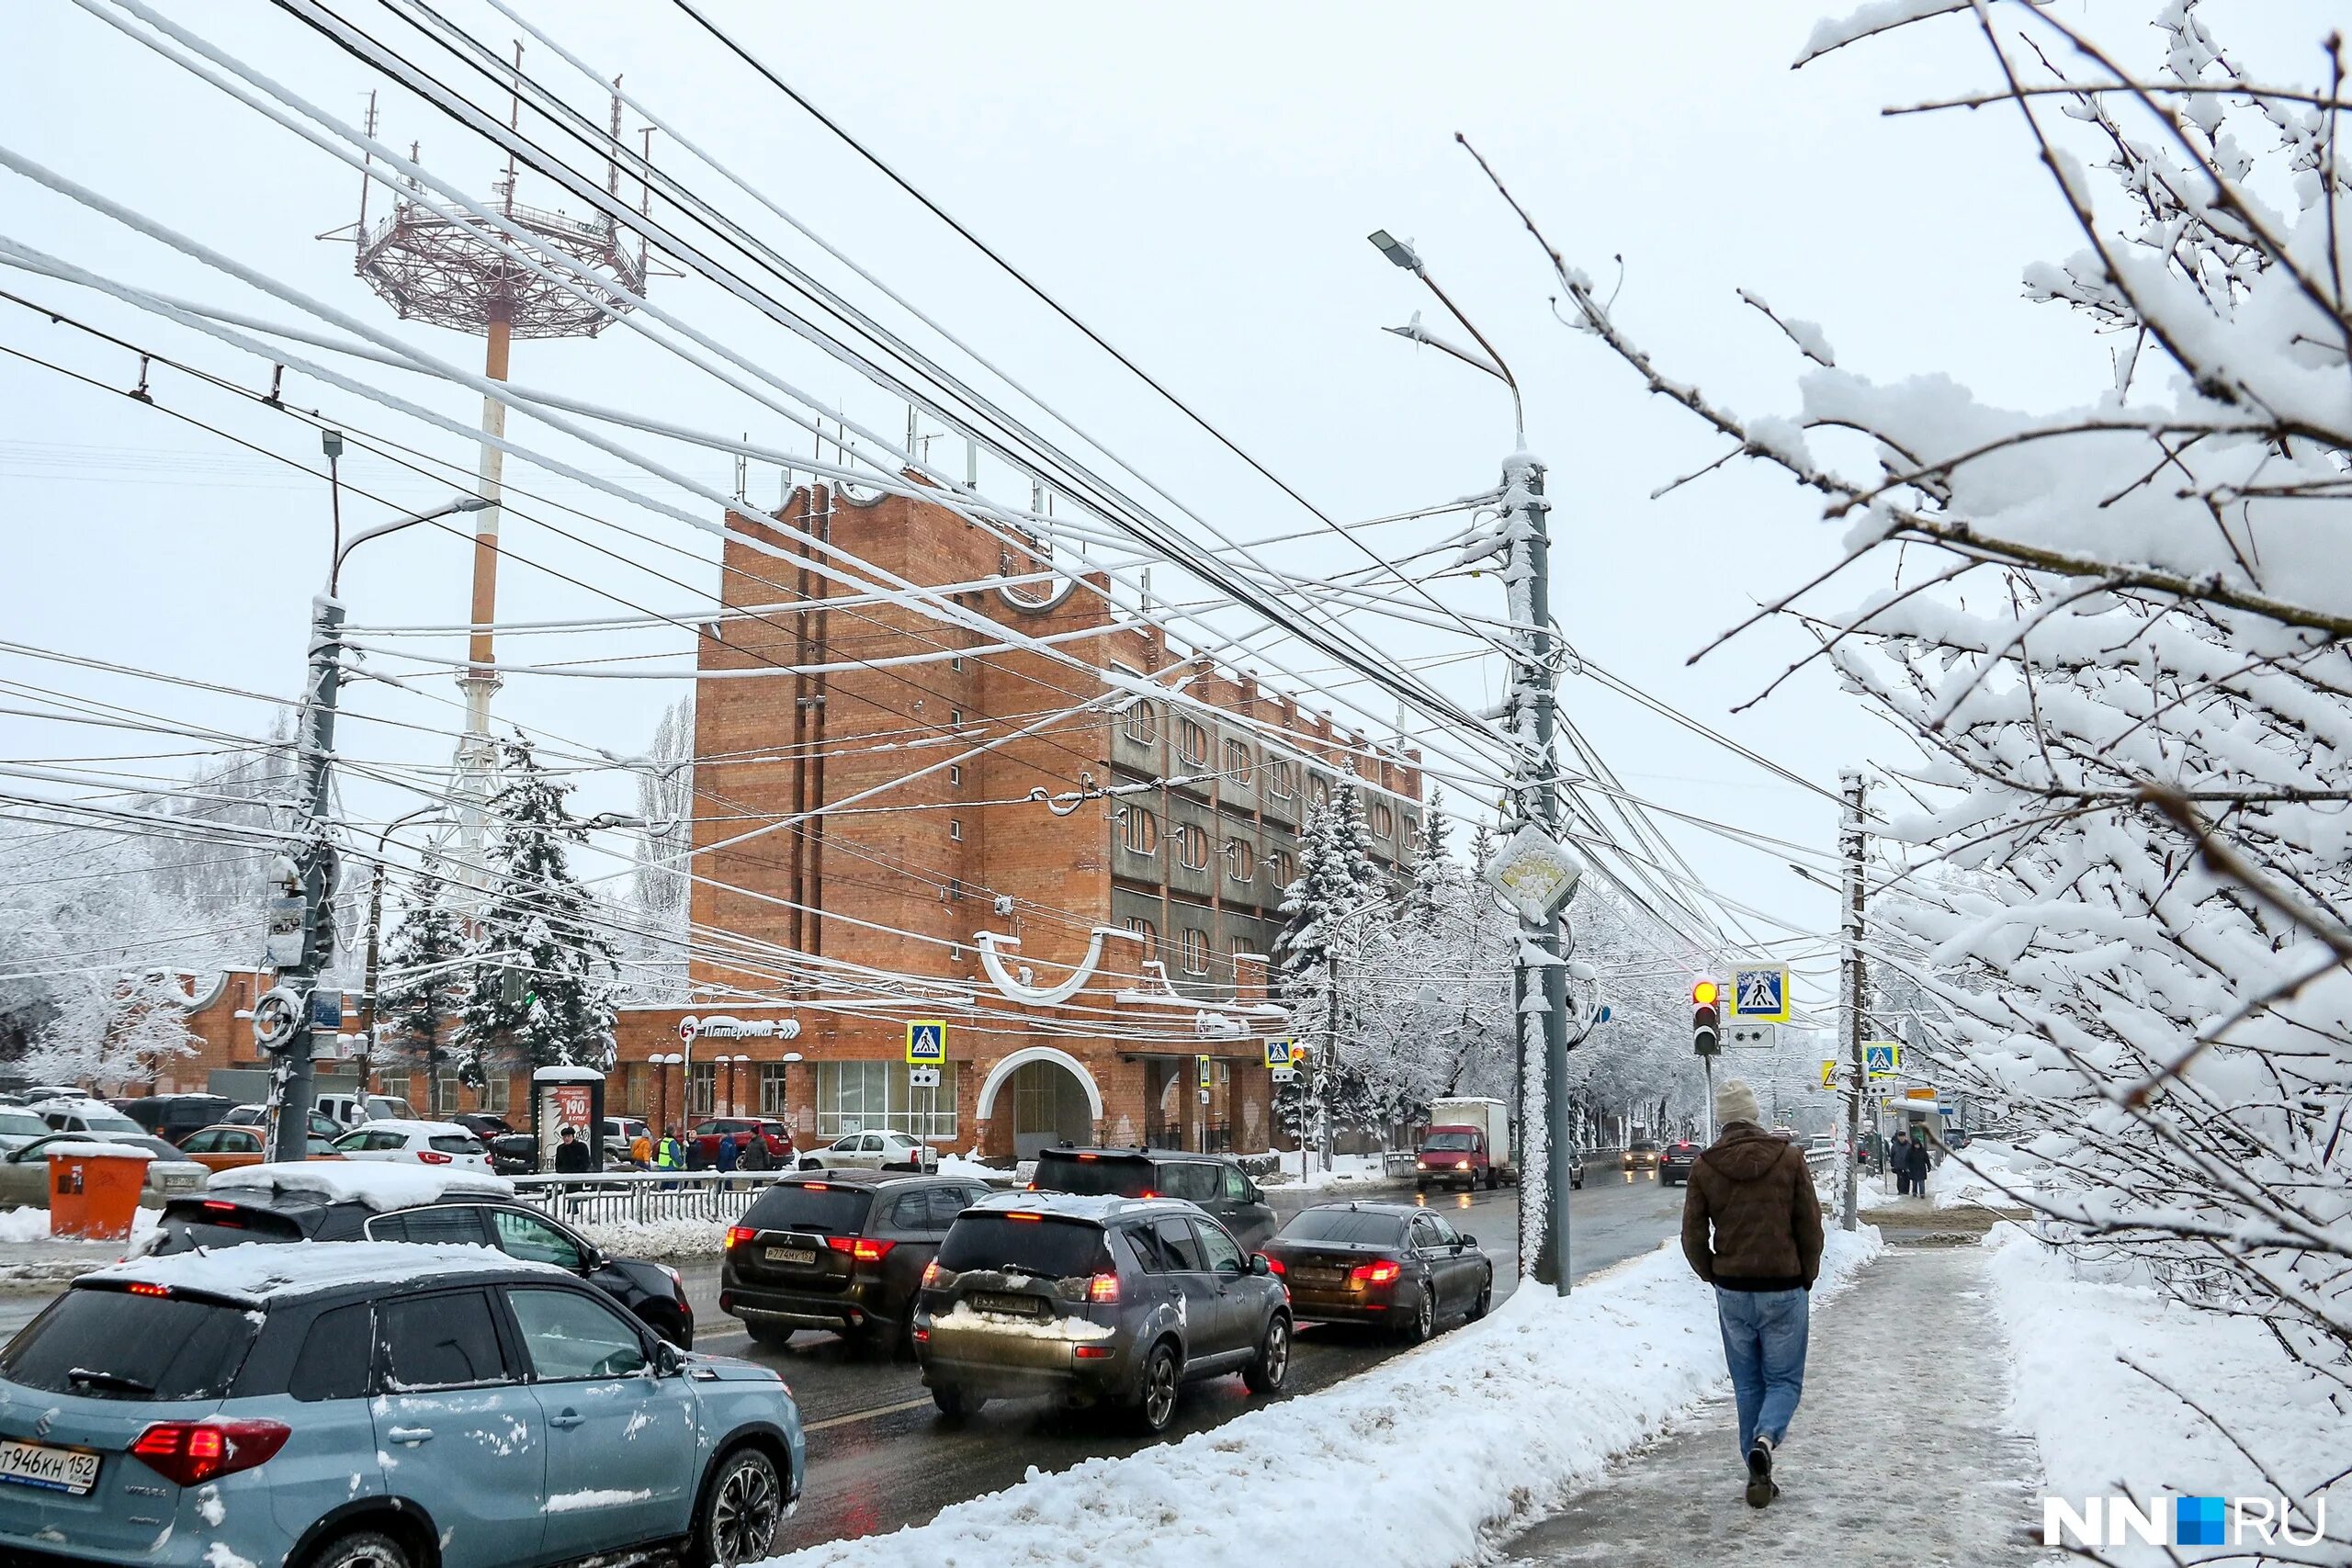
1297,1268,1345,1287
0,1438,99,1495
970,1292,1045,1316
766,1247,817,1266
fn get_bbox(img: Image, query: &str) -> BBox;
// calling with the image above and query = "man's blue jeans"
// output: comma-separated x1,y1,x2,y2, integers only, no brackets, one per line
1715,1286,1808,1456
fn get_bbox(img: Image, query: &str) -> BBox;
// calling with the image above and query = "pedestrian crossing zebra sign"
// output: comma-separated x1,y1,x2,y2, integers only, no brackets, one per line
905,1020,947,1065
1727,966,1790,1022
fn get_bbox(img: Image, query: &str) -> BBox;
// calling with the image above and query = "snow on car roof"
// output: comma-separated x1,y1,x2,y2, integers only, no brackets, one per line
208,1160,514,1209
33,1139,156,1161
351,1118,476,1136
85,1241,571,1306
967,1190,1174,1223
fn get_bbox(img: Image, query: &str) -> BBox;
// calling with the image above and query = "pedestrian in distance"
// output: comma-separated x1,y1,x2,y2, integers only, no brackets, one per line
629,1129,653,1169
656,1127,684,1189
1679,1077,1826,1511
738,1131,773,1173
1904,1129,1932,1198
552,1124,593,1176
715,1130,740,1190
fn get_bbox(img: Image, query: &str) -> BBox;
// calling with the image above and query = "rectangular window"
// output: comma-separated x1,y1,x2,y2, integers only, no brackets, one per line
1268,760,1295,799
1182,928,1208,975
379,1290,508,1391
950,655,965,671
814,1060,957,1139
950,709,963,728
688,1063,716,1118
1227,839,1254,883
1123,698,1158,746
1176,823,1210,871
1119,806,1159,856
758,1063,792,1116
478,1074,509,1114
949,818,964,842
1124,916,1158,965
948,764,962,786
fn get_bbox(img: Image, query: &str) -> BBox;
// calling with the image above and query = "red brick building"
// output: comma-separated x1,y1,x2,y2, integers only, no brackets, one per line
159,483,1423,1158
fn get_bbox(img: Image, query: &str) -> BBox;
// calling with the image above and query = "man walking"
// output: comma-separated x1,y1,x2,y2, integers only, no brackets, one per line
1680,1078,1825,1510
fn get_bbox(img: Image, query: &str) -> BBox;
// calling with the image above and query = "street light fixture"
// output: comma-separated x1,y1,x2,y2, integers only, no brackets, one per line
1366,230,1522,446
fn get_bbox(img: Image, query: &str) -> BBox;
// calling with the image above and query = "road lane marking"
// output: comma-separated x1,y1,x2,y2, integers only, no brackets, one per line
802,1395,938,1433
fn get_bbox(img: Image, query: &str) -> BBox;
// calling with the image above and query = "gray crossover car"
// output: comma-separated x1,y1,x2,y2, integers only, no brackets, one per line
914,1191,1291,1433
0,1244,804,1568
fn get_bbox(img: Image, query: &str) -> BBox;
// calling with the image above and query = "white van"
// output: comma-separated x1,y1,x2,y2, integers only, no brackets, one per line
315,1092,417,1129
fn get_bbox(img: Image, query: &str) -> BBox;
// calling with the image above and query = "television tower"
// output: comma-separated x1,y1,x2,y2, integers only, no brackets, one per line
331,56,650,882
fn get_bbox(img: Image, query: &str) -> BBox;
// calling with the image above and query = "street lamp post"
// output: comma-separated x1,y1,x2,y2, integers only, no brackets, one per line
358,805,448,1103
263,432,487,1165
1370,231,1573,1294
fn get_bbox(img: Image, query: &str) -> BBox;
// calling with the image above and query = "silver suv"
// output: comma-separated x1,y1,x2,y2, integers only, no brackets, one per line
915,1191,1291,1433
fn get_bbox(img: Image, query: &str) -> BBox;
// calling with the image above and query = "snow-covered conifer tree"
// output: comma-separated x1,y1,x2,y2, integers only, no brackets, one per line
378,857,468,1095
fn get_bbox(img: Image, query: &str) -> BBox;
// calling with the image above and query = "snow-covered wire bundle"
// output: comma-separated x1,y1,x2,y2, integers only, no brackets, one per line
1478,0,2351,1540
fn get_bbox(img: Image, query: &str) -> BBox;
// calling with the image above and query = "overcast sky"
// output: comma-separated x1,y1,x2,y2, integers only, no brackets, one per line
2,0,2338,1021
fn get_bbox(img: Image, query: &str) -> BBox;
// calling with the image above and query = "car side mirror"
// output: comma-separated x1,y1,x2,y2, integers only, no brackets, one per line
651,1339,685,1377
1250,1254,1272,1277
1459,1234,1476,1248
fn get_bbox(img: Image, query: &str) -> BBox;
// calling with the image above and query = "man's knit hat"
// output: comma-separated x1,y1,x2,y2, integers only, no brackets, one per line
1714,1077,1762,1128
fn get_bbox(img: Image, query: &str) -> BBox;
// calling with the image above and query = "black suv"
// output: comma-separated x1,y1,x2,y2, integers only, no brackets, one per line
721,1170,997,1354
916,1192,1291,1432
1660,1138,1702,1185
111,1093,234,1145
153,1183,695,1347
1029,1145,1277,1250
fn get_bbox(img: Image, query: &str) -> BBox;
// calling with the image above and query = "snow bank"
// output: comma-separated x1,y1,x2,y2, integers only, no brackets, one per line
1257,1152,1399,1190
573,1214,729,1258
0,1204,162,1246
755,1229,1883,1568
1984,1226,2346,1564
936,1155,1010,1185
209,1161,511,1210
36,1140,153,1161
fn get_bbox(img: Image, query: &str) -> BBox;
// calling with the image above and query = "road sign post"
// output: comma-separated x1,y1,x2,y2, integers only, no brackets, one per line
907,1021,947,1154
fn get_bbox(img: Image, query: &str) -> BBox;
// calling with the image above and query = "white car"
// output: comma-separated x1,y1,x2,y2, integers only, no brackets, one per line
32,1099,148,1139
315,1092,417,1129
797,1128,940,1171
330,1118,491,1170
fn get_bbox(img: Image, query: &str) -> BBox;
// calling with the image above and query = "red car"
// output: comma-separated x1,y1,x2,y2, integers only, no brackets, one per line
685,1116,794,1167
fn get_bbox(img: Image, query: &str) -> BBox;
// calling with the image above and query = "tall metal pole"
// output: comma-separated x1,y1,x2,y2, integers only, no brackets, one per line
455,304,512,892
1838,770,1868,1232
268,590,345,1165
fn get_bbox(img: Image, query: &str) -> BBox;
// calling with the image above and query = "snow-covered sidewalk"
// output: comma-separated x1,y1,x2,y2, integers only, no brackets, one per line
0,1205,161,1285
1503,1246,2050,1568
754,1230,1881,1568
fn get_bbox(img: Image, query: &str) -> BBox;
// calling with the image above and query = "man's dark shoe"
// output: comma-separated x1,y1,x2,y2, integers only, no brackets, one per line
1746,1436,1775,1508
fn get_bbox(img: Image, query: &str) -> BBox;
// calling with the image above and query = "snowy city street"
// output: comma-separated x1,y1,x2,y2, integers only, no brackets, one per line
5,0,2352,1565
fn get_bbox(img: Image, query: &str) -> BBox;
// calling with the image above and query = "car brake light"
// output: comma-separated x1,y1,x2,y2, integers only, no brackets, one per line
911,1327,930,1344
417,1150,452,1165
1007,1212,1042,1222
1347,1260,1403,1290
1077,1153,1098,1160
802,1182,829,1191
922,1259,945,1289
126,1281,170,1297
201,1201,236,1213
1087,1273,1120,1303
130,1419,289,1487
825,1236,895,1262
1139,1190,1159,1200
727,1226,756,1248
1074,1345,1114,1359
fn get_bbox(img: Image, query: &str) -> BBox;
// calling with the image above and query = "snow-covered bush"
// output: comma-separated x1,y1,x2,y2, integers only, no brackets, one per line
1497,0,2350,1541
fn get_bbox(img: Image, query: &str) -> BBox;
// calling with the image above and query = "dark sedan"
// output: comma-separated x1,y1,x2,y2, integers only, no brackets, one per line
1261,1201,1492,1342
1660,1138,1702,1185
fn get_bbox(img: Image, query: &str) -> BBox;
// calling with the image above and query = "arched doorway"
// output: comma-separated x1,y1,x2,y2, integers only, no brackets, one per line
978,1047,1102,1157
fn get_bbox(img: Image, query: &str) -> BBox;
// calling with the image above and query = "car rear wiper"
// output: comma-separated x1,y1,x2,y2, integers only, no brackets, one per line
66,1368,153,1395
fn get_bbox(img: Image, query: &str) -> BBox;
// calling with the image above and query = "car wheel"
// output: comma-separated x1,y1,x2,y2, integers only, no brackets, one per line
933,1384,984,1420
692,1444,784,1568
745,1319,796,1349
1243,1313,1291,1394
1405,1280,1437,1344
798,1156,822,1171
1485,1168,1498,1190
1467,1269,1492,1321
1136,1341,1182,1434
304,1529,413,1568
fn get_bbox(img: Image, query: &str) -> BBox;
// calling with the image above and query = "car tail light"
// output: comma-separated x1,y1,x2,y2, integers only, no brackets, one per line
1347,1260,1402,1290
1260,1255,1284,1276
911,1327,930,1344
826,1236,895,1263
130,1419,289,1487
201,1201,237,1213
1087,1273,1120,1303
1074,1345,1114,1359
922,1259,945,1289
126,1281,170,1297
1139,1190,1159,1200
417,1150,452,1166
727,1226,756,1249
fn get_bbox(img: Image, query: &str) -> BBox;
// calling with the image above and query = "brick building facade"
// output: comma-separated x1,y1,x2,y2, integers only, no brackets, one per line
152,482,1423,1159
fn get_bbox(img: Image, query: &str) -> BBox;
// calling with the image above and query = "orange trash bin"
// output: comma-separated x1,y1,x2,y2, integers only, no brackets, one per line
48,1145,149,1241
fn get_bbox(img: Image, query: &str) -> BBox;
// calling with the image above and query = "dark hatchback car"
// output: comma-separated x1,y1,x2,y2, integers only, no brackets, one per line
110,1093,234,1146
1262,1202,1493,1341
1660,1139,1702,1185
914,1192,1291,1433
720,1170,999,1353
1028,1145,1277,1251
153,1181,696,1348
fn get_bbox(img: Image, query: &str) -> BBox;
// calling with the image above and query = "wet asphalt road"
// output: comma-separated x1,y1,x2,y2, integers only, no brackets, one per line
684,1170,1689,1550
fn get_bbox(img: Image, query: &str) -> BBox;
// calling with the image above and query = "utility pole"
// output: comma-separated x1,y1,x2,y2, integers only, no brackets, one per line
1368,227,1575,1295
1838,770,1868,1232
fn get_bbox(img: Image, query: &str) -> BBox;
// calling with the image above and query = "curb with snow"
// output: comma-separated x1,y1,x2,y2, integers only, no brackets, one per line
755,1227,1883,1568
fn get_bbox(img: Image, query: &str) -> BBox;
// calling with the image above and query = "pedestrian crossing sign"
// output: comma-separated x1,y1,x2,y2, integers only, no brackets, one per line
905,1020,948,1065
1727,966,1790,1022
1820,1059,1837,1088
1263,1037,1292,1070
1864,1041,1900,1077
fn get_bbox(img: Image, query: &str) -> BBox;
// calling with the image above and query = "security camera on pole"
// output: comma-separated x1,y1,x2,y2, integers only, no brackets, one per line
260,428,488,1165
1373,228,1583,1295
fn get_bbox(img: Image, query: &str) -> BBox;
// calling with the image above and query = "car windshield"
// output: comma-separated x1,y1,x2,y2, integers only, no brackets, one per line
1421,1132,1477,1152
1031,1151,1153,1198
74,1110,142,1134
936,1213,1111,1278
114,1135,182,1160
0,1286,259,1400
0,1111,46,1139
1279,1210,1408,1247
1630,1141,1660,1151
741,1182,876,1235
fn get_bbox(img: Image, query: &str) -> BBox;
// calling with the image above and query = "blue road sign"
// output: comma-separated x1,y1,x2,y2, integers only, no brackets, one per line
1262,1037,1292,1069
1864,1042,1900,1077
905,1020,947,1065
1729,966,1790,1021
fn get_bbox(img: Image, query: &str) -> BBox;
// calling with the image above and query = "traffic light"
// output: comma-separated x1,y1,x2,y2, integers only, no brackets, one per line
1691,978,1720,1056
